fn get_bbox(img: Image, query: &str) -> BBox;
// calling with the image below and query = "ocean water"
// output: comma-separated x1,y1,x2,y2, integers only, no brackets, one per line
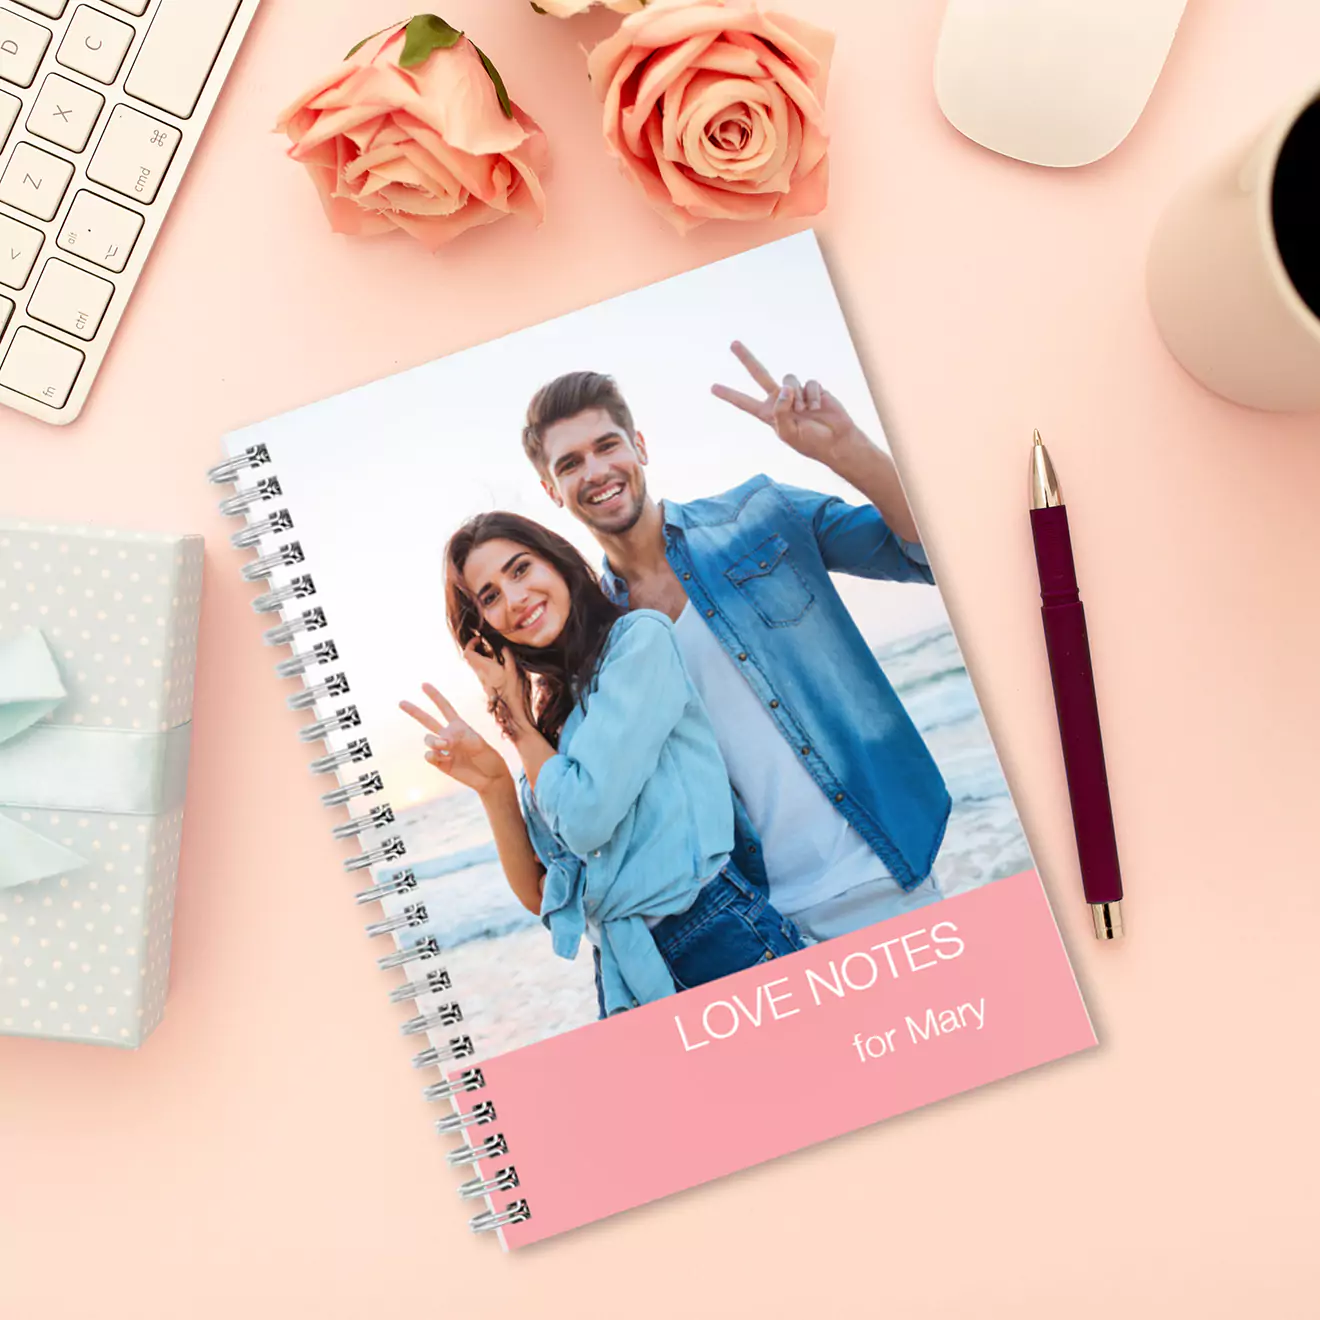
380,622,1033,1060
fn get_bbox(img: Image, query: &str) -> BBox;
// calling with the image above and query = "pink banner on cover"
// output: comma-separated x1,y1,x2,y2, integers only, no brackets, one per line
474,870,1093,1247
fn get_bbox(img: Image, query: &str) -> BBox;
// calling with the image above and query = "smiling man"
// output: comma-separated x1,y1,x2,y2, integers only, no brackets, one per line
520,343,951,942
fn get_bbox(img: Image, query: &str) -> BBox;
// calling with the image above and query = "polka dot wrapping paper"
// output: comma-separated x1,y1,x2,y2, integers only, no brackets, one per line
0,521,203,1048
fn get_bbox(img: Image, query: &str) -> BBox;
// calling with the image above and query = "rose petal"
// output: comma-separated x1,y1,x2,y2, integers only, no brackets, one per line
397,139,464,199
676,73,787,183
621,33,717,159
615,2,768,52
645,116,778,222
690,41,764,78
391,198,506,252
660,67,698,161
405,38,535,158
772,150,828,217
759,9,835,87
533,0,645,14
724,31,826,130
600,46,651,160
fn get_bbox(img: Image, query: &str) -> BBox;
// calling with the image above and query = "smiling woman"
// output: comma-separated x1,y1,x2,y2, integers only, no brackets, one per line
464,540,572,648
441,512,621,746
399,507,810,1018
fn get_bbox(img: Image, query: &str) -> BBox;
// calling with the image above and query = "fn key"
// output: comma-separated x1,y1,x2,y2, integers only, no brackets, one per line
0,328,84,408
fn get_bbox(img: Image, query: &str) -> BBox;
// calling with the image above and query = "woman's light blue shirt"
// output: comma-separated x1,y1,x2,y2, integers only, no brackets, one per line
521,609,734,1015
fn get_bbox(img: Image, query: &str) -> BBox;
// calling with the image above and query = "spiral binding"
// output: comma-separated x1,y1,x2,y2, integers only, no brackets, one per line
390,968,451,1004
210,444,529,1238
353,867,415,903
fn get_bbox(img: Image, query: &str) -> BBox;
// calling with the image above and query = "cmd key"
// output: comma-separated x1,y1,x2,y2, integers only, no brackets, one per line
87,104,180,203
124,0,242,119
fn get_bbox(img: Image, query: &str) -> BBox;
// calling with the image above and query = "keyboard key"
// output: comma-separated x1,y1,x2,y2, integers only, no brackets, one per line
104,0,148,13
0,8,51,87
27,256,114,339
14,0,69,17
0,88,19,148
0,212,43,288
28,72,104,151
86,103,179,203
0,326,84,407
57,189,142,272
0,294,12,335
57,5,134,84
0,141,74,219
125,0,240,119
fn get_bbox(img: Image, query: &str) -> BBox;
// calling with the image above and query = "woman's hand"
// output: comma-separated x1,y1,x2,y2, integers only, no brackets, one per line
462,640,532,740
400,684,511,799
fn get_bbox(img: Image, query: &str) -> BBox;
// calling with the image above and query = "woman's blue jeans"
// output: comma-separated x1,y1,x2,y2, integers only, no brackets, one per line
592,860,807,1018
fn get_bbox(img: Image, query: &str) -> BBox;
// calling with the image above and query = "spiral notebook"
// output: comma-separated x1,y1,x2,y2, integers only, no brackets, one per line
211,233,1094,1248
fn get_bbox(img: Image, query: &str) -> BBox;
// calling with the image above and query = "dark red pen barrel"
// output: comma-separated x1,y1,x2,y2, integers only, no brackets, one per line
1030,506,1123,904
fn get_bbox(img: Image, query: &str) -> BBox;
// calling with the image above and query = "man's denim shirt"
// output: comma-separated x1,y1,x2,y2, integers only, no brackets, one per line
602,475,952,890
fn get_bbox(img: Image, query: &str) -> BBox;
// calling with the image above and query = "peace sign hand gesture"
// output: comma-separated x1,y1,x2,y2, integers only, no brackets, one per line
400,684,511,799
711,340,862,464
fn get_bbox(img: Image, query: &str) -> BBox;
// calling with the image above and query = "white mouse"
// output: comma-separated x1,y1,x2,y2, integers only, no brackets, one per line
934,0,1187,167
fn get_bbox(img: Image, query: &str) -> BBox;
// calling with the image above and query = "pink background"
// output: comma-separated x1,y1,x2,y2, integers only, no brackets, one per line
2,0,1319,1313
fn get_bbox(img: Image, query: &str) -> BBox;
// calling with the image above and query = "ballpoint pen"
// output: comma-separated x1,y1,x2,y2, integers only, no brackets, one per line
1029,429,1125,939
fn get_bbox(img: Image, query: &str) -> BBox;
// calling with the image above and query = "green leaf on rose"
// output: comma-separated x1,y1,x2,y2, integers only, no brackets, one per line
474,45,514,118
399,14,466,67
344,14,511,119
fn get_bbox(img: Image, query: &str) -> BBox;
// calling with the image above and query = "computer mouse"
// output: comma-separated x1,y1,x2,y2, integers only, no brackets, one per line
934,0,1187,167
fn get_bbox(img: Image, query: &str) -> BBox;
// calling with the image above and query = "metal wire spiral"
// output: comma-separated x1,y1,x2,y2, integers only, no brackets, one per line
215,457,524,1237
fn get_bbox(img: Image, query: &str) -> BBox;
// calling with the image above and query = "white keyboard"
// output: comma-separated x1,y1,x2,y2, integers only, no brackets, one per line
0,0,260,424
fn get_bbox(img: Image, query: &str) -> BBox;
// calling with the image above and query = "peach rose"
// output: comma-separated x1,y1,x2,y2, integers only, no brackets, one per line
587,0,832,233
532,0,645,15
277,16,550,251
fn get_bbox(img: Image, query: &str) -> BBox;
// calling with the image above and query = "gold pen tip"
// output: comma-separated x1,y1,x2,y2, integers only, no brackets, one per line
1090,901,1124,941
1029,429,1062,507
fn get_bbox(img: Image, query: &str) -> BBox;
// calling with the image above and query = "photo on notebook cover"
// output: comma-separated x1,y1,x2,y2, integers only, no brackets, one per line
220,232,1094,1248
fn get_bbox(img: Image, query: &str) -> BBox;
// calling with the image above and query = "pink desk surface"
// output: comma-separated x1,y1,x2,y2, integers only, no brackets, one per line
3,1,1319,1315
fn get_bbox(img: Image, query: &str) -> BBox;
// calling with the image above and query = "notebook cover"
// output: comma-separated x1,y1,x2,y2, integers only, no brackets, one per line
220,233,1094,1246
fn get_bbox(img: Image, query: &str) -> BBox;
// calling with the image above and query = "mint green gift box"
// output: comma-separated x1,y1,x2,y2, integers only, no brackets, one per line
0,520,203,1048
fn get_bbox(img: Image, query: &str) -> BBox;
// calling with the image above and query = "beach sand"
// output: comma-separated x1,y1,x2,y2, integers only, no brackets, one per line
444,925,599,1065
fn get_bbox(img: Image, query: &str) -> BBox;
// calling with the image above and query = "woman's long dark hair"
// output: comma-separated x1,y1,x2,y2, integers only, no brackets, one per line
444,512,623,747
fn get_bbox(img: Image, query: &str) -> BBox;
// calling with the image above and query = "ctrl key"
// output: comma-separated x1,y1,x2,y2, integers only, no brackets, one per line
0,327,84,408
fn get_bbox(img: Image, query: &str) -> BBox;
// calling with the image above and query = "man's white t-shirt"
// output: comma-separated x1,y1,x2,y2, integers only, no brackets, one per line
673,603,891,917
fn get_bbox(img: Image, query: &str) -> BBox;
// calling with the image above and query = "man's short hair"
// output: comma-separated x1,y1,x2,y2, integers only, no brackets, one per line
523,372,636,477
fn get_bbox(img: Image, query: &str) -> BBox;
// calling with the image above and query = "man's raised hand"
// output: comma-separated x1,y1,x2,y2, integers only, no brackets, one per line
711,340,861,463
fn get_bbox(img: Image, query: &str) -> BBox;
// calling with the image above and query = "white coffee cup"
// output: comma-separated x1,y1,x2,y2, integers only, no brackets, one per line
1147,81,1320,412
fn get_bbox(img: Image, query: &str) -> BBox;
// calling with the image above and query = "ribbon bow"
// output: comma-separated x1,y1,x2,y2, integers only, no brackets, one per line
0,629,89,889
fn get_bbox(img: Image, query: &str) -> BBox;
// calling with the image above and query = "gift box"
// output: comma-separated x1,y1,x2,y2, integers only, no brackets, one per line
0,520,203,1048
